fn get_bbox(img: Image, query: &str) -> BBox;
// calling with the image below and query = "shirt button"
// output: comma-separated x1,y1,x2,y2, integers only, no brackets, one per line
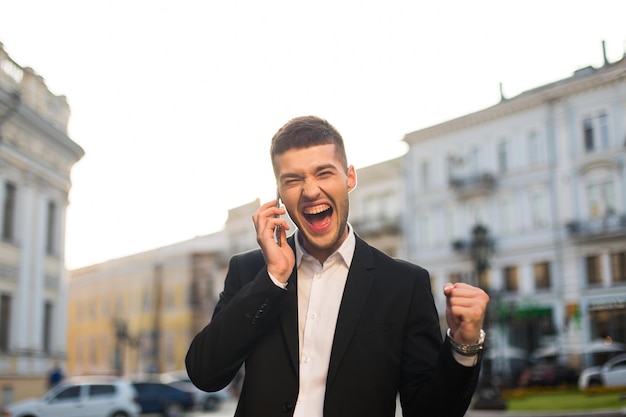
310,313,317,319
303,356,311,363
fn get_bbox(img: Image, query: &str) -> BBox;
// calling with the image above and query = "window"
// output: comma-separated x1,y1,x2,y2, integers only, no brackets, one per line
46,201,57,255
53,386,81,401
534,262,551,290
2,182,17,242
469,147,481,175
478,270,491,290
583,112,610,152
587,180,616,218
530,191,550,229
528,130,545,164
88,384,115,398
419,213,433,247
583,117,594,151
498,140,509,173
43,302,52,353
445,207,463,240
611,251,626,284
143,289,152,312
448,273,461,284
421,161,430,190
0,294,11,352
586,255,603,286
499,196,516,234
503,266,519,292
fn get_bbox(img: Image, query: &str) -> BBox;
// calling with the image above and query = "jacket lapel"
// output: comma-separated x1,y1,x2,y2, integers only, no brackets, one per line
326,236,375,388
280,236,300,374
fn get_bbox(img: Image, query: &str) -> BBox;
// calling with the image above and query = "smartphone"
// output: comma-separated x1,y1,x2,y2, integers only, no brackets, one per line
275,190,282,247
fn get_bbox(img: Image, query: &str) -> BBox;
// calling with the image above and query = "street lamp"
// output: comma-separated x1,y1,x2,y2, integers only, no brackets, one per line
112,318,141,376
112,318,128,376
468,224,507,410
470,224,491,287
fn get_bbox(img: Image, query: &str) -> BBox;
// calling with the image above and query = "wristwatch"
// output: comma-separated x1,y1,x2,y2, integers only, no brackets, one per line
446,328,486,356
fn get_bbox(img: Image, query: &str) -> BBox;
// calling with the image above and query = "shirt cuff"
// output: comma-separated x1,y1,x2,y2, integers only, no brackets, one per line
268,272,288,289
452,349,478,367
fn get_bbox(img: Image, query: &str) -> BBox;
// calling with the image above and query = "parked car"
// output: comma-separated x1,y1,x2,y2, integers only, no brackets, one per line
1,375,140,417
578,353,626,390
160,370,232,411
131,381,194,417
526,362,579,387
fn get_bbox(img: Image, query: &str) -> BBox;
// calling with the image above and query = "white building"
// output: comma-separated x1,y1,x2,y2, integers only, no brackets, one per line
403,49,626,378
349,157,405,259
0,43,84,403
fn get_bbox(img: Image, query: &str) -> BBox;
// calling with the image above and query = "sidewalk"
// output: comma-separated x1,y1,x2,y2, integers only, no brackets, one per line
466,409,624,417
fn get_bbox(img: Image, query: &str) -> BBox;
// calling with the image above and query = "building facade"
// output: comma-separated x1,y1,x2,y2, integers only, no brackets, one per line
0,43,84,404
403,51,626,381
349,156,405,259
66,201,260,378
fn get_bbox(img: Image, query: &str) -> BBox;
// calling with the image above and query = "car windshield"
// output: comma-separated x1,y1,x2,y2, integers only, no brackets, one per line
42,383,70,401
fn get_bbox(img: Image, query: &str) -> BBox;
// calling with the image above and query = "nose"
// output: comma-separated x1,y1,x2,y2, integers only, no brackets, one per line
301,178,321,200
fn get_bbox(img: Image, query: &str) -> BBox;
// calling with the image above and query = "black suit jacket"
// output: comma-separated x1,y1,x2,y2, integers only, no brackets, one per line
186,235,480,417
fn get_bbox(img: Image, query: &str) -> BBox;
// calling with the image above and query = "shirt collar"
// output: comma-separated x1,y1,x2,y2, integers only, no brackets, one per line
295,223,356,268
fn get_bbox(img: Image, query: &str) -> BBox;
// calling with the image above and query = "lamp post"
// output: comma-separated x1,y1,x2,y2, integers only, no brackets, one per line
112,318,141,376
470,224,491,287
468,224,507,410
112,318,128,376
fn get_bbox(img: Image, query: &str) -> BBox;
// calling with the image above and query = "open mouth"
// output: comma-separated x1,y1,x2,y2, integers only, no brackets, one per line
303,204,333,230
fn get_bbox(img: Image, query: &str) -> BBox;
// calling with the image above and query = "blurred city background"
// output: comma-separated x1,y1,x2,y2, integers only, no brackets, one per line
1,2,626,416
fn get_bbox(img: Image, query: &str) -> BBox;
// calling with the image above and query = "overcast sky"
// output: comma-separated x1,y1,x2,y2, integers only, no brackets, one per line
1,0,625,269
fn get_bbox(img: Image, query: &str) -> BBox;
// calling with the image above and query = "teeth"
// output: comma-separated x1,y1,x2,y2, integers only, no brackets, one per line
304,204,330,215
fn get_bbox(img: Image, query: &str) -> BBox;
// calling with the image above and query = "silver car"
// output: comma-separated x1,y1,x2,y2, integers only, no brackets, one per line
2,376,141,417
578,353,626,390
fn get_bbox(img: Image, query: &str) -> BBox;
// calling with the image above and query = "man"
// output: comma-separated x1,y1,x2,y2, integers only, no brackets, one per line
186,116,489,416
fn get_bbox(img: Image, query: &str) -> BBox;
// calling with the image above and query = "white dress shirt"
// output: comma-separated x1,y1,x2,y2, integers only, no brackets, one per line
292,229,355,417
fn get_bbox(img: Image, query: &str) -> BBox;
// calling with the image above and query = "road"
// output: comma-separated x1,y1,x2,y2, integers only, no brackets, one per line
179,398,625,417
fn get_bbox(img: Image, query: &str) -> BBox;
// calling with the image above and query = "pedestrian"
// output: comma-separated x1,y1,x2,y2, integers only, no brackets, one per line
186,115,489,417
48,362,64,388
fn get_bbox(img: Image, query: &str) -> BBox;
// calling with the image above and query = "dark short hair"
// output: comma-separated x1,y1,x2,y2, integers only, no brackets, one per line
270,116,348,175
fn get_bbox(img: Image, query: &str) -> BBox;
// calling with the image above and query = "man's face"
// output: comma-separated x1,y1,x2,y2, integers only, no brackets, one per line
275,144,356,262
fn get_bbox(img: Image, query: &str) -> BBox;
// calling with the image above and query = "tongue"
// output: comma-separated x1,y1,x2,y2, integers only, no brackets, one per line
310,214,328,226
308,211,332,230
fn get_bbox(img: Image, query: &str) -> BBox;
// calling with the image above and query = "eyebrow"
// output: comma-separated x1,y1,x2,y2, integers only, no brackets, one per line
278,163,339,182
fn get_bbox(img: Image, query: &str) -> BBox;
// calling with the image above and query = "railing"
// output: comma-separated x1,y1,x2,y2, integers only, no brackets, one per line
449,172,497,197
351,215,401,237
0,43,70,132
566,213,626,241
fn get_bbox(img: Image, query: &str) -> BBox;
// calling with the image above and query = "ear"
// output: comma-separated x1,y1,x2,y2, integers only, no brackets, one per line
347,165,357,192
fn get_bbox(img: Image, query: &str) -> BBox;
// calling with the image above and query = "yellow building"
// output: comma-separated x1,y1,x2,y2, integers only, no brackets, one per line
67,201,259,377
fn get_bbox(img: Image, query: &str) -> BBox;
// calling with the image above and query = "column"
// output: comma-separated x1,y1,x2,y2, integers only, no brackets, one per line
14,175,35,350
29,191,47,350
53,198,69,354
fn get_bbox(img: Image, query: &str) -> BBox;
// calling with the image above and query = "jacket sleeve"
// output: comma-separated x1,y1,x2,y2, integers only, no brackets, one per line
399,267,482,417
185,250,292,392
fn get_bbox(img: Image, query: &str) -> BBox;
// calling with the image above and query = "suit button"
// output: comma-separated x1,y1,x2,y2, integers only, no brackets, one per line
282,402,294,412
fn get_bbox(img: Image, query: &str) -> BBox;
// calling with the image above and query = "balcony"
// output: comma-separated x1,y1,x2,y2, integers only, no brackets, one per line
449,172,497,198
351,215,401,238
566,212,626,242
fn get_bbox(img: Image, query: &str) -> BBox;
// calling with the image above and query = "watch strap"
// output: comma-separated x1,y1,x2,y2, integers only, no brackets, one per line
446,328,486,356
